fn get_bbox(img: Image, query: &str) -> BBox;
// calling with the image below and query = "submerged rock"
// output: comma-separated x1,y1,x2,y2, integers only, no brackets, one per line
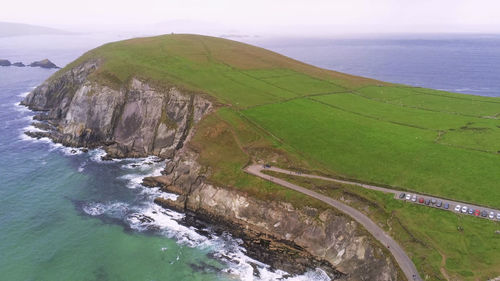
29,59,59,69
0,59,11,66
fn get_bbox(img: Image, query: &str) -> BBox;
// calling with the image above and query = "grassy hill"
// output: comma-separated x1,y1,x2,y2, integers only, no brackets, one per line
62,34,500,280
69,34,500,208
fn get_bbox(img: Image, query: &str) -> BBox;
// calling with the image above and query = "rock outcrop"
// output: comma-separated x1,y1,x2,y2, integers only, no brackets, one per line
22,60,212,159
29,59,59,69
12,62,25,67
148,148,403,281
22,58,404,280
0,59,11,66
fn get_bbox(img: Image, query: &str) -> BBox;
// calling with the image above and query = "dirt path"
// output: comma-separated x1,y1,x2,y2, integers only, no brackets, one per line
439,251,451,281
245,164,422,281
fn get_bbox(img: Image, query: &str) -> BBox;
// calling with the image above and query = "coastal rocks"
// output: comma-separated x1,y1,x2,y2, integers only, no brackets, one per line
1,58,57,68
23,57,402,280
0,59,11,66
22,60,212,159
147,148,403,280
29,59,59,69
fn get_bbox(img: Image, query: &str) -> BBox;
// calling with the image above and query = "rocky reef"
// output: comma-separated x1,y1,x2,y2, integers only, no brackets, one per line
22,59,404,280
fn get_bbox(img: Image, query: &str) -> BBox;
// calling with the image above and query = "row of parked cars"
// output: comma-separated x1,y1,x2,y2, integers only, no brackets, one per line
399,193,500,220
453,204,500,220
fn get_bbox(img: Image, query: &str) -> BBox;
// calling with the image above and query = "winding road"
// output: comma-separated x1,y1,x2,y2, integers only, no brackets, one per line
245,164,422,281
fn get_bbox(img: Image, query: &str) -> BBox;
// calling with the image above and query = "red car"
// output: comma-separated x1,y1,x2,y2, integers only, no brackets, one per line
419,198,424,203
474,209,480,216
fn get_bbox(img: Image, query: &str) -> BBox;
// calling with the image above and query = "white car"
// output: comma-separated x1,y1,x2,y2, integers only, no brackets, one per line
405,194,411,200
454,205,461,212
461,206,468,213
411,195,417,202
497,213,500,220
489,212,495,219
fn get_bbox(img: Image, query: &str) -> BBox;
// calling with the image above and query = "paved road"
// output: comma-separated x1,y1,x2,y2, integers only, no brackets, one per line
260,165,500,221
245,164,422,281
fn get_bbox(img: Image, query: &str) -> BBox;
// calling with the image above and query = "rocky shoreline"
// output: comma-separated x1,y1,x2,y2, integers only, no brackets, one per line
21,58,404,280
0,58,59,69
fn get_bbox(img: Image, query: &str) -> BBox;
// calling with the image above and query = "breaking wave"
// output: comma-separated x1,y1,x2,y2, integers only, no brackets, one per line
17,93,331,281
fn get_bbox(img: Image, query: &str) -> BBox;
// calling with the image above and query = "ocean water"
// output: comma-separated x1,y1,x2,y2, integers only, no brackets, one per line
250,34,500,97
1,32,499,281
0,34,330,281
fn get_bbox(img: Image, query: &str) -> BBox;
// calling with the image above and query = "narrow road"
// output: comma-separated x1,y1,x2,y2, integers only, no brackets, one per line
245,164,422,281
258,165,500,221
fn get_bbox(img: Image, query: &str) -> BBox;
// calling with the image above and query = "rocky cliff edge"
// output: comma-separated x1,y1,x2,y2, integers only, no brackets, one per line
21,59,404,281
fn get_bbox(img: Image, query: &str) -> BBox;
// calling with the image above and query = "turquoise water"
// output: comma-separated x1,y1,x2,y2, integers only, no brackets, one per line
0,35,330,281
0,67,232,281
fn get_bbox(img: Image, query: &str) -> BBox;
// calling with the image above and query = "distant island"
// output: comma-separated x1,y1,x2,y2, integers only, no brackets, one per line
0,22,69,37
0,58,59,69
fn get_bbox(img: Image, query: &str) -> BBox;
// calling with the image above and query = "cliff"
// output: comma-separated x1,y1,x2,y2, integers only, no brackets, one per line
21,34,404,280
149,148,402,280
22,60,212,159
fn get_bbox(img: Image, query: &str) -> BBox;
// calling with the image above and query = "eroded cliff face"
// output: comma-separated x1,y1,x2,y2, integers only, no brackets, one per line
22,60,403,280
21,60,212,158
147,148,403,281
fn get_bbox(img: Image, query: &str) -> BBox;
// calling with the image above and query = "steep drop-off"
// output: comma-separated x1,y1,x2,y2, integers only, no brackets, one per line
22,34,403,280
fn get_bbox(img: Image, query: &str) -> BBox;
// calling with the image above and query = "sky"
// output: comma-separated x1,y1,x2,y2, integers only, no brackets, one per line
2,0,500,35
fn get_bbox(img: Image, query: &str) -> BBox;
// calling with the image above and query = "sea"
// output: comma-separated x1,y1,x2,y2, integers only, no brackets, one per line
1,32,499,281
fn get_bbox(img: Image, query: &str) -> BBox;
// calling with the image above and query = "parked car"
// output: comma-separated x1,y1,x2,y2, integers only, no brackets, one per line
474,209,480,216
411,195,417,202
444,203,449,209
461,206,468,213
405,194,411,200
436,201,442,207
419,198,424,203
399,193,406,199
467,209,474,215
431,199,436,204
481,210,488,217
489,212,495,219
454,205,461,212
425,199,431,205
497,213,500,220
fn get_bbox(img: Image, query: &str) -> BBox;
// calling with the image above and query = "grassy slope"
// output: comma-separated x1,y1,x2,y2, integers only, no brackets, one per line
262,171,500,281
64,34,500,280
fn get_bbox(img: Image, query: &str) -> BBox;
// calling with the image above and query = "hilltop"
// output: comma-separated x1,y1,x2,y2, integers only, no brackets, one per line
23,34,500,280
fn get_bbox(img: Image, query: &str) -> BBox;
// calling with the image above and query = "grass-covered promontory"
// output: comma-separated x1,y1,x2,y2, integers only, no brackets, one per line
61,34,500,280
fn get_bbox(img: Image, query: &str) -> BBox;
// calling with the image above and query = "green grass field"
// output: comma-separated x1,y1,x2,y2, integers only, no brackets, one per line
261,171,500,281
68,34,500,280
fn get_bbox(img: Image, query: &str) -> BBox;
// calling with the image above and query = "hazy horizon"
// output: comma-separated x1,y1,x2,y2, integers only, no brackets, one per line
2,0,500,37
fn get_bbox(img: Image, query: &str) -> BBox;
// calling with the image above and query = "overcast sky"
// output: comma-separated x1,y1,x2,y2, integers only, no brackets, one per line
3,0,500,35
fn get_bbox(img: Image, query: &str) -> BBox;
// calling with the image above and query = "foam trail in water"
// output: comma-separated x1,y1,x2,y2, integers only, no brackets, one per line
16,108,331,281
108,157,332,281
